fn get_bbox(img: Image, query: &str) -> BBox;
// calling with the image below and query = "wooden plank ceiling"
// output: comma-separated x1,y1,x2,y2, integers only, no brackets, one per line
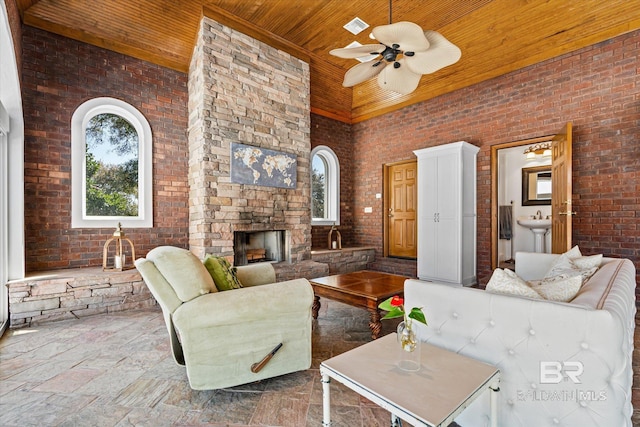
16,0,640,123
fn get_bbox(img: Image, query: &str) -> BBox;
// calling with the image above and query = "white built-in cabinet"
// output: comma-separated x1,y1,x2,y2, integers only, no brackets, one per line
414,141,479,286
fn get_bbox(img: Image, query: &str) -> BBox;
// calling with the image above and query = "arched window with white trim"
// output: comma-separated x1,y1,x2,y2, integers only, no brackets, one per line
311,146,340,225
71,98,152,228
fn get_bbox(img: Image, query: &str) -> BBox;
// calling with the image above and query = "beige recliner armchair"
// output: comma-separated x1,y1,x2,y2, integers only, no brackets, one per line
135,246,314,390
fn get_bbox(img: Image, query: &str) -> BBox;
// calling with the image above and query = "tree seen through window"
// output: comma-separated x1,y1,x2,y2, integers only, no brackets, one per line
312,155,326,218
85,113,139,216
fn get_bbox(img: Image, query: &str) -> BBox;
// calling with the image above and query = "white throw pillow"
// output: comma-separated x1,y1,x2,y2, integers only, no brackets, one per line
528,275,583,302
564,245,582,259
486,268,542,300
573,254,603,270
563,245,603,270
545,246,600,283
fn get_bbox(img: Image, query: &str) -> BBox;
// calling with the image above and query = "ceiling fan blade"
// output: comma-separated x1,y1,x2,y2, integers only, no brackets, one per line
376,58,421,95
343,61,386,87
371,21,429,53
405,31,462,75
330,44,383,59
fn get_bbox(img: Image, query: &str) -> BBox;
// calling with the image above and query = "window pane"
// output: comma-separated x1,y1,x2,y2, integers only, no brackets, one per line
85,113,139,217
312,154,326,218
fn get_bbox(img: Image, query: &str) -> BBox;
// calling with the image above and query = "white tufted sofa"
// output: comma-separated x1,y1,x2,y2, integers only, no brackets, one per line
404,252,636,427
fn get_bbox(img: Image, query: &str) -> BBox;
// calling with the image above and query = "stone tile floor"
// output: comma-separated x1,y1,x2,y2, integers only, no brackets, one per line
0,300,403,426
0,300,638,426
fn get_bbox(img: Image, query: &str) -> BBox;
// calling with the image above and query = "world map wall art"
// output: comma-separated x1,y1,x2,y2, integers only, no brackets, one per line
230,142,297,189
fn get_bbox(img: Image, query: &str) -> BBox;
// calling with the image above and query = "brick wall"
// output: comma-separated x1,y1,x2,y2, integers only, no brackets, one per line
187,17,311,261
351,29,640,285
21,27,190,272
310,114,354,249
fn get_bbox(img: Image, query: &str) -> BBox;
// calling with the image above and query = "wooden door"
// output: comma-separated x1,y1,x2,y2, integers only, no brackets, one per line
387,161,417,258
551,122,573,253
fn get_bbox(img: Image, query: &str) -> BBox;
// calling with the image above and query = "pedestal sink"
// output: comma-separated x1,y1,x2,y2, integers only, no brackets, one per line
517,218,552,253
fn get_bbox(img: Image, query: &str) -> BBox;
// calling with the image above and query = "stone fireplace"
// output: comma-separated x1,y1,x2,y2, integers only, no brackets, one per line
187,16,311,263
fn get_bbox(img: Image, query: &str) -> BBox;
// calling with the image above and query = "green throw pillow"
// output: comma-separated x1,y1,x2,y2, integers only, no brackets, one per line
203,255,243,291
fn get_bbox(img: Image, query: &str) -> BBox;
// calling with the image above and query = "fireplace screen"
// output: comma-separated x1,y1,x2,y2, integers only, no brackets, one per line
234,231,287,266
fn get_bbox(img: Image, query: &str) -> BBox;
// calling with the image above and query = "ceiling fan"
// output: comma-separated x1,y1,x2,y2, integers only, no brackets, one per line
329,1,461,95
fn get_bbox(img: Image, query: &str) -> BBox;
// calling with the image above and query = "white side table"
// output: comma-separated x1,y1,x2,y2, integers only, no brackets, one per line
320,333,500,427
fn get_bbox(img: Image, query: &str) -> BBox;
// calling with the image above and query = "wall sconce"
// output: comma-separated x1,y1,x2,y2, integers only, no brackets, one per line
103,223,136,271
524,141,552,160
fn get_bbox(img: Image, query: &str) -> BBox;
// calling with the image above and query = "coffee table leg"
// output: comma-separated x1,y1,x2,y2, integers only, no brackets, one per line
368,308,382,340
321,371,331,426
312,296,321,319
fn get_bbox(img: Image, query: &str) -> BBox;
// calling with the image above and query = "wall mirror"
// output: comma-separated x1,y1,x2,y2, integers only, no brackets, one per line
522,165,551,206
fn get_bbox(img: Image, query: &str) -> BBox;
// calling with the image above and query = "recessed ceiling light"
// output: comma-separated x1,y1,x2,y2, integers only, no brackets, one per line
343,17,369,35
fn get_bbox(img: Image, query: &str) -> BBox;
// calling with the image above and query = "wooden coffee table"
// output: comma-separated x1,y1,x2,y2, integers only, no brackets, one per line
309,270,409,339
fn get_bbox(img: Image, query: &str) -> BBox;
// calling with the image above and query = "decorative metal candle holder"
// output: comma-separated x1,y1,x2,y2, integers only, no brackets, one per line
102,223,136,271
327,223,342,250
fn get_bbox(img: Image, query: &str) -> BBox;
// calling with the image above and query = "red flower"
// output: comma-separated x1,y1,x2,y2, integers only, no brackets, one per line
390,295,404,307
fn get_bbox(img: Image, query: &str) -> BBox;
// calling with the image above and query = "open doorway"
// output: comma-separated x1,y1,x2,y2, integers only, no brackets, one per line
490,123,573,270
494,139,553,268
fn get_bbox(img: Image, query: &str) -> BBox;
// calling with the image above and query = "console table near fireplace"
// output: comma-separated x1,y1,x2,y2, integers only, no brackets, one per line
309,270,408,339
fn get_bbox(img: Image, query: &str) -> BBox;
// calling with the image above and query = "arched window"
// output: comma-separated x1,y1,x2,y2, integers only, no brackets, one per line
311,146,339,225
71,98,152,228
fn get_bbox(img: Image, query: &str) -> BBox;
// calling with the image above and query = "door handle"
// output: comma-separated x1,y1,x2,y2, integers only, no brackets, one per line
560,200,576,216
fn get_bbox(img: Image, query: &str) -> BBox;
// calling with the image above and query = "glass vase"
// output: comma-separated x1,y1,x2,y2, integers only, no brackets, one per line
397,319,421,371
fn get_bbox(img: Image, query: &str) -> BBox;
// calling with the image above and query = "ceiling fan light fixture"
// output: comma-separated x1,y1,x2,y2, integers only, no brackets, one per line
331,1,461,95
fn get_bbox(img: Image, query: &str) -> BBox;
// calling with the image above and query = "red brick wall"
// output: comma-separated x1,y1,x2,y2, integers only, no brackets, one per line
22,27,189,272
351,30,640,285
310,114,355,249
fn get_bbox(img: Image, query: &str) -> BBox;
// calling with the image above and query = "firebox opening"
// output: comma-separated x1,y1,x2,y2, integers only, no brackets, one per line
234,230,287,266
